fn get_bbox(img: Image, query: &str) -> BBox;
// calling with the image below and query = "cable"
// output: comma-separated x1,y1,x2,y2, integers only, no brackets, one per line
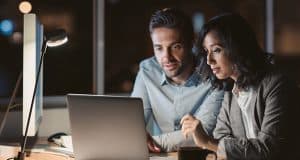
0,72,22,136
8,104,22,110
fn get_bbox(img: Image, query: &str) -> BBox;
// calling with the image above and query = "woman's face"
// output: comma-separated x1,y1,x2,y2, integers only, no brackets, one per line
202,31,238,81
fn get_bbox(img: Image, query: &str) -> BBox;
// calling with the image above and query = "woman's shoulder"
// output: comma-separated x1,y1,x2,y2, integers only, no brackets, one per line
261,69,285,84
259,68,297,93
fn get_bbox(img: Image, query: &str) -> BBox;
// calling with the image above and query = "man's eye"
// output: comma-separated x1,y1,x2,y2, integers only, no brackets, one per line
172,44,182,50
154,47,162,51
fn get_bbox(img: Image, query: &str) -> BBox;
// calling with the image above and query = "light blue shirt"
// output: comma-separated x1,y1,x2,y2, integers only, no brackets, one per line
131,57,224,151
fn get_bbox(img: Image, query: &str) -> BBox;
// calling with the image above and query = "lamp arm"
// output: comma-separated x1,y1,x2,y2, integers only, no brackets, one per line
17,41,48,160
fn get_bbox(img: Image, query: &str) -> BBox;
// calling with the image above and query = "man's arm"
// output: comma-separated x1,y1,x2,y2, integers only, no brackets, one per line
131,69,163,152
152,130,194,152
131,69,152,123
193,88,224,135
152,88,224,152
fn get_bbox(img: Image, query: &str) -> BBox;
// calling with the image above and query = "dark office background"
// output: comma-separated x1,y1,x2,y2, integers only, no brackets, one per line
0,0,300,100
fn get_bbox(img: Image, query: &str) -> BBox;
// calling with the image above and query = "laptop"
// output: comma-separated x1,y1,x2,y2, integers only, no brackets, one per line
66,94,149,160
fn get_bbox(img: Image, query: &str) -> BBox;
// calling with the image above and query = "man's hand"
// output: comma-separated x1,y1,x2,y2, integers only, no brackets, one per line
147,132,161,153
180,114,209,147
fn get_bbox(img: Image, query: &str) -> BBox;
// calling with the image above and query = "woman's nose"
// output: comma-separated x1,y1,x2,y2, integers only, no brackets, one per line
206,53,214,65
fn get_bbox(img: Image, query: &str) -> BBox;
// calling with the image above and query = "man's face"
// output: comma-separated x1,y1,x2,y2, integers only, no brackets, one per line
151,27,193,80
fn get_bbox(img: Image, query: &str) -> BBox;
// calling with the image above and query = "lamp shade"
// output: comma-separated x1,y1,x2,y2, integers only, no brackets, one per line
45,29,68,47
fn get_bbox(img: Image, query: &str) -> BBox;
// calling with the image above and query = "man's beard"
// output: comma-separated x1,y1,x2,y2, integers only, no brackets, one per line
163,62,185,78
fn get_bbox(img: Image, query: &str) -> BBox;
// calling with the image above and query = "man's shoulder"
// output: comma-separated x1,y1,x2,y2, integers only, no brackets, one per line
139,56,162,72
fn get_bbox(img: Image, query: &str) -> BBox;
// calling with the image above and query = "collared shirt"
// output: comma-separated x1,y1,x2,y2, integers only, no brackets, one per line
131,57,224,151
232,85,256,138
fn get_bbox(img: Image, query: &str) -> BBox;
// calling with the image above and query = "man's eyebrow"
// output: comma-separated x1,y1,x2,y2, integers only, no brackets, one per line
153,41,183,47
170,41,183,45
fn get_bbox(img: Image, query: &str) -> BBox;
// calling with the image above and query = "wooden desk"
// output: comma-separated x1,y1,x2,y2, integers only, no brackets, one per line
0,153,73,160
0,145,176,160
0,138,74,160
0,138,216,160
0,147,219,160
1,152,176,160
24,152,74,160
1,150,217,160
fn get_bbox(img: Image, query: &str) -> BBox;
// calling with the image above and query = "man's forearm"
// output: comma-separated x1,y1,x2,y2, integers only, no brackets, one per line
152,130,195,152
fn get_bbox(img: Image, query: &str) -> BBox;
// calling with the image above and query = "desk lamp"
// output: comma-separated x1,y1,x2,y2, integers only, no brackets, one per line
12,29,68,160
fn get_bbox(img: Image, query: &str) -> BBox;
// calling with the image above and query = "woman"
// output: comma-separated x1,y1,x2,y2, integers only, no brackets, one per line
181,13,299,160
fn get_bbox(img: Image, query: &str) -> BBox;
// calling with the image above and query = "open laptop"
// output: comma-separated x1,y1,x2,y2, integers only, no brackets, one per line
66,94,149,160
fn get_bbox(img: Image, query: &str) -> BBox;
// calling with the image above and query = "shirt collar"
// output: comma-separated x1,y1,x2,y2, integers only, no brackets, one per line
160,73,169,85
232,84,252,97
160,70,202,87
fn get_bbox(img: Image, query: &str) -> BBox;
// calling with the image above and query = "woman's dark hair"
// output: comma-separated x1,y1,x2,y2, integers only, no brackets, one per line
197,13,270,90
149,8,194,47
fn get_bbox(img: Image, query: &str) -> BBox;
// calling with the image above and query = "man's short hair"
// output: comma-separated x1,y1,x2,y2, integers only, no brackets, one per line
149,8,194,46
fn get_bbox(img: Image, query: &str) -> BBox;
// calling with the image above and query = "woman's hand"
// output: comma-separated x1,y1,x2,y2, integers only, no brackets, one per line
180,114,210,148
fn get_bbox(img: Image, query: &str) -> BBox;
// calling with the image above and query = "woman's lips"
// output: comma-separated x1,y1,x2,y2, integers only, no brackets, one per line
211,67,220,74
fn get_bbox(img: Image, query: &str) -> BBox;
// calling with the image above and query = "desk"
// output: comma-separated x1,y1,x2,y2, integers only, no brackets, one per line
0,153,72,160
0,144,177,160
0,138,216,160
0,138,75,160
25,152,73,160
1,151,177,160
1,149,217,160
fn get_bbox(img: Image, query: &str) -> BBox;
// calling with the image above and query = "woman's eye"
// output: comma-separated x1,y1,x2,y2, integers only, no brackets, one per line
202,49,208,55
213,48,221,53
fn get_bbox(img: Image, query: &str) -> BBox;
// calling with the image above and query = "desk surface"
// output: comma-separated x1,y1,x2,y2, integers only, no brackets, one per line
0,138,216,160
0,153,72,160
1,152,177,160
1,149,218,160
0,144,177,160
0,138,74,160
25,152,73,160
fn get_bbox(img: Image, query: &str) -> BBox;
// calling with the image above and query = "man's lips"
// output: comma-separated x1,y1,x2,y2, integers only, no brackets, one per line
163,63,178,71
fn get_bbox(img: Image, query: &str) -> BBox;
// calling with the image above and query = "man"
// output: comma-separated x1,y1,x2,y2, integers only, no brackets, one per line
131,8,224,152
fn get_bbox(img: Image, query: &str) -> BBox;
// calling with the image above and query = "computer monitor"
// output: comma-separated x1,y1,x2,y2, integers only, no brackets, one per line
23,13,43,136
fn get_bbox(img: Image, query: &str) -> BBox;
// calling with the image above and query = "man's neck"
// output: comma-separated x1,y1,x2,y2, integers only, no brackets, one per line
170,62,195,85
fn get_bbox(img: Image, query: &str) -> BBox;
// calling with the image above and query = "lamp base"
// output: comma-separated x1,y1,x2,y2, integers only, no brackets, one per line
15,152,26,160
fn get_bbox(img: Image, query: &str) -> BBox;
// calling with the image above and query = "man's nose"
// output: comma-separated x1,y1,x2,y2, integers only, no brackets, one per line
161,48,172,60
